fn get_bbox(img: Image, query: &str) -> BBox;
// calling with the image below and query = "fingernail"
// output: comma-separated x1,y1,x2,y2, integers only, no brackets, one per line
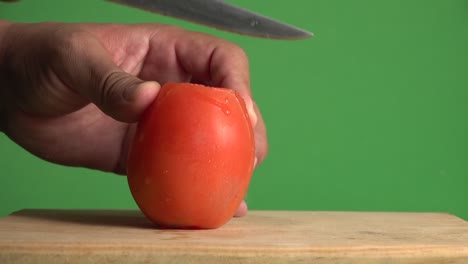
244,97,258,128
124,81,159,101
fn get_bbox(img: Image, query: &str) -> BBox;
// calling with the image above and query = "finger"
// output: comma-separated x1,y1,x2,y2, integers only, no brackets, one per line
170,30,267,163
172,30,250,94
252,101,268,167
57,30,159,123
234,200,248,217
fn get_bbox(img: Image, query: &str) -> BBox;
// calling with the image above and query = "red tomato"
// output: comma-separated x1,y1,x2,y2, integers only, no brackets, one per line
127,82,255,229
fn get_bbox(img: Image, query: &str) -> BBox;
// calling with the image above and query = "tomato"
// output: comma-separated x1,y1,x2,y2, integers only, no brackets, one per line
127,82,255,229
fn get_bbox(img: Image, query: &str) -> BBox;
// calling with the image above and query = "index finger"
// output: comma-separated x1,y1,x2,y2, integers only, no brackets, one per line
172,29,256,124
174,31,251,91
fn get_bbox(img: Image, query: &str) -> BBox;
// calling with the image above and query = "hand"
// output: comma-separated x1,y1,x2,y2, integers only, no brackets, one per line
0,21,268,216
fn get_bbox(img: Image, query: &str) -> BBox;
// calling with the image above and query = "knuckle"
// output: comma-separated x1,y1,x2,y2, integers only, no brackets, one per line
225,42,249,62
160,24,185,34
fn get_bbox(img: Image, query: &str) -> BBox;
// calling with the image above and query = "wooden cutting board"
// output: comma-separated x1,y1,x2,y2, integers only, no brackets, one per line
0,209,467,263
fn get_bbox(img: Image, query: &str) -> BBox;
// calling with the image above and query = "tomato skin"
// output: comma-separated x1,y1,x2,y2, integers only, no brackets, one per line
127,83,255,229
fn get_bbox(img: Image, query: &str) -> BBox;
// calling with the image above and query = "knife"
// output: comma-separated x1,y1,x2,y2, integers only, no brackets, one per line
107,0,313,40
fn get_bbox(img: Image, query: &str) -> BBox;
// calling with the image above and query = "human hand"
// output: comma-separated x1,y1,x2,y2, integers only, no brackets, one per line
0,21,268,216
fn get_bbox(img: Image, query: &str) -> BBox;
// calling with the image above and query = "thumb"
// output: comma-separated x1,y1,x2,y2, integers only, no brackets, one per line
93,71,160,123
61,31,159,123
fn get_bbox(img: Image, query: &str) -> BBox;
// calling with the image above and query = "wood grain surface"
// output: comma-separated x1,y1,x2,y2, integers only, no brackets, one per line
0,209,467,263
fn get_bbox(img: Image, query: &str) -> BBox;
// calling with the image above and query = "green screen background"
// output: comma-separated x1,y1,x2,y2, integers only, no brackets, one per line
1,0,467,220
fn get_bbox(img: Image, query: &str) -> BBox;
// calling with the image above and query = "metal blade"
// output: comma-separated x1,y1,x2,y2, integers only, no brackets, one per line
107,0,313,40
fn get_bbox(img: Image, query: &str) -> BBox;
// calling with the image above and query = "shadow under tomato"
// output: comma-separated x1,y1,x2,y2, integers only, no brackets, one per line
12,208,157,229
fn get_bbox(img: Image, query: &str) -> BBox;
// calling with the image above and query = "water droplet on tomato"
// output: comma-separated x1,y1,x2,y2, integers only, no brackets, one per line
193,91,232,116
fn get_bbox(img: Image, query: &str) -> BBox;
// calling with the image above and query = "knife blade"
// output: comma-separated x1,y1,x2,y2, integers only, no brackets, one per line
107,0,313,40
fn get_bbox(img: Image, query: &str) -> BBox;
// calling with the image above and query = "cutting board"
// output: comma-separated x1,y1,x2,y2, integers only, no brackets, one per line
0,209,467,263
